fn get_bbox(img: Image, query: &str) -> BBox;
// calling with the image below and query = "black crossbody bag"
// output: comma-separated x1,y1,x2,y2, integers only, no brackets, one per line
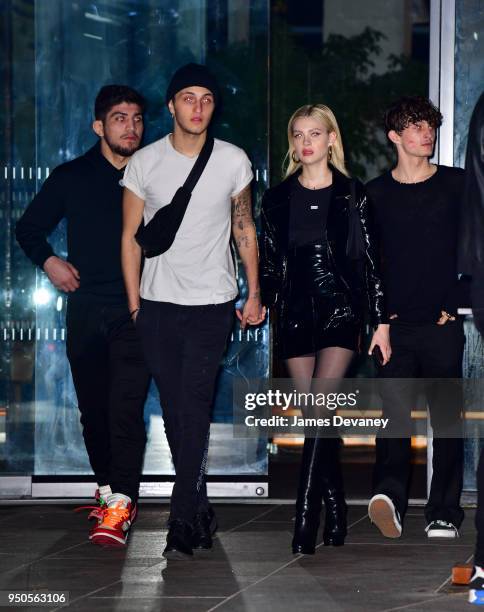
135,136,215,258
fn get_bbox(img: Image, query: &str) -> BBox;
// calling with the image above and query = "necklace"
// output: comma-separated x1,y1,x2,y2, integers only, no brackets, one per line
298,175,332,190
392,165,437,184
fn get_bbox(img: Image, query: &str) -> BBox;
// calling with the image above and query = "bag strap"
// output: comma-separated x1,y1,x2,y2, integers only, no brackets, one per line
182,136,215,194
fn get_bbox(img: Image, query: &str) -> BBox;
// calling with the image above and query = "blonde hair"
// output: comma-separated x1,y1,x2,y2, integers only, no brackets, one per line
283,104,349,179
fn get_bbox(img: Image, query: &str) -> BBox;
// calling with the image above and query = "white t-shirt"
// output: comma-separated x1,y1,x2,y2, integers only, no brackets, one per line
122,135,253,305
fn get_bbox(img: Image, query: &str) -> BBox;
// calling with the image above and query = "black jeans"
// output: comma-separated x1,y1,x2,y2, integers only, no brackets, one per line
136,298,234,524
66,295,151,501
373,320,465,527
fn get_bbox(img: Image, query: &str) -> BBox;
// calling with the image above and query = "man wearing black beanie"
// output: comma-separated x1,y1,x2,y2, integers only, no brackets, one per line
165,63,220,107
122,63,266,558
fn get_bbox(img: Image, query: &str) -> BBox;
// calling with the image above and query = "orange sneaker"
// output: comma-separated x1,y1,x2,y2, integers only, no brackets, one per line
90,497,136,548
74,488,109,529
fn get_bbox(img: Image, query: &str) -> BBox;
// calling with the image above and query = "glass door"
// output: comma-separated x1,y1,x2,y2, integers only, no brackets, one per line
1,0,270,497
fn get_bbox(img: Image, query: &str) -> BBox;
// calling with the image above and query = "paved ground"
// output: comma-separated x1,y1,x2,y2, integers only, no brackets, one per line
0,503,474,611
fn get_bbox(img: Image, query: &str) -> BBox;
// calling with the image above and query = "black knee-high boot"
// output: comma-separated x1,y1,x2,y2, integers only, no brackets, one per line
321,438,347,546
292,436,347,554
292,437,325,554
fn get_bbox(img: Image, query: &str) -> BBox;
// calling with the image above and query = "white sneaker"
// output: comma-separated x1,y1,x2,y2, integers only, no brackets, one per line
469,565,484,604
425,520,459,539
368,494,402,538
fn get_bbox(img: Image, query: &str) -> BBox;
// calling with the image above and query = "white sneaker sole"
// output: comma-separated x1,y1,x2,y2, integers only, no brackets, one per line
427,529,458,539
369,494,402,538
469,588,484,604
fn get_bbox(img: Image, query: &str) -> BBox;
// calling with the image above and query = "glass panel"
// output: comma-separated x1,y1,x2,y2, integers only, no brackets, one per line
454,0,484,491
454,0,483,168
1,0,269,482
270,0,430,184
0,0,36,475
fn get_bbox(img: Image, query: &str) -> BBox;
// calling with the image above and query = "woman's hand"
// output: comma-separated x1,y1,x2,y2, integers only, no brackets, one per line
236,295,267,330
368,323,391,365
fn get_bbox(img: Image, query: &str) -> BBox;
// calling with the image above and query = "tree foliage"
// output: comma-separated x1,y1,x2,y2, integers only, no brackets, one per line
271,10,428,181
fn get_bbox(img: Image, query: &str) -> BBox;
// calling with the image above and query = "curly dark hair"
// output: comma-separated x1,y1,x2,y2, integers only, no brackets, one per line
384,96,443,135
94,85,146,122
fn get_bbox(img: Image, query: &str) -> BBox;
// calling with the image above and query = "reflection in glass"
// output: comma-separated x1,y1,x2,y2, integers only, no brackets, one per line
1,0,269,481
270,0,429,183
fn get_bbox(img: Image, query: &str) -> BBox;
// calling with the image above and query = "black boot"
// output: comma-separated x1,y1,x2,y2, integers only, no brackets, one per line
163,519,193,559
321,439,347,547
192,506,217,550
322,483,347,546
292,437,326,554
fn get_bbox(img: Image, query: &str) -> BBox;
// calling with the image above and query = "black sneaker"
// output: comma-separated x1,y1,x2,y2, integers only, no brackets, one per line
469,566,484,605
425,520,459,539
163,520,193,560
192,507,217,550
368,494,402,538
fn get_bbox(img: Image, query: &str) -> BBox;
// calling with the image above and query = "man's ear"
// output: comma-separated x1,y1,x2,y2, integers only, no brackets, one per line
388,129,401,145
92,119,104,138
167,99,175,117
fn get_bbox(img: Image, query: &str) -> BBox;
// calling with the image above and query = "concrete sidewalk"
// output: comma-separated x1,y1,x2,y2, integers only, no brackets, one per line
0,503,473,611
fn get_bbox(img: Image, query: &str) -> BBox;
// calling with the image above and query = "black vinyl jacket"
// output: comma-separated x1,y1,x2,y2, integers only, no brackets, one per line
260,166,387,328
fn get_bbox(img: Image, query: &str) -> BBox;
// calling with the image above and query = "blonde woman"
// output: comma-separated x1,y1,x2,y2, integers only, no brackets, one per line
260,104,390,554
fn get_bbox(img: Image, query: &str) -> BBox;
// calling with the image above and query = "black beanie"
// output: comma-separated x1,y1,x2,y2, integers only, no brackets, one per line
165,63,220,106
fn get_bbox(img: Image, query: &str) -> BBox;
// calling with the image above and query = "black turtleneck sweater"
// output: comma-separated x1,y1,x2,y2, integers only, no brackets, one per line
16,142,126,300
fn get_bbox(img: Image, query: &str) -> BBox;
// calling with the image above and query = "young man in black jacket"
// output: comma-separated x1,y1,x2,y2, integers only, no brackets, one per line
366,96,466,540
16,85,151,547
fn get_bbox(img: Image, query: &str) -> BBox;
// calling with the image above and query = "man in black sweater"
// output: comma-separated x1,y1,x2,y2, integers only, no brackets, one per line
366,96,466,540
16,85,150,547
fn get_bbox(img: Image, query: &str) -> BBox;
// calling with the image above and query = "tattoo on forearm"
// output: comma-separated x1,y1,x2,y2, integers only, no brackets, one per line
236,235,251,249
231,186,253,231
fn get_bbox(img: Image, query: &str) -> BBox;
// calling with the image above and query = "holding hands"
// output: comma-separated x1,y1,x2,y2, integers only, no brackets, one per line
236,293,267,330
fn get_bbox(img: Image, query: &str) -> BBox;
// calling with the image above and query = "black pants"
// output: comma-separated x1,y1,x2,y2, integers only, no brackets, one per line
66,296,151,501
137,298,234,525
373,320,465,527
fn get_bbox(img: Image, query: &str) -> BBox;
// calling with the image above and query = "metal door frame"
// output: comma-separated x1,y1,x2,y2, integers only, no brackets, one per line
428,0,456,495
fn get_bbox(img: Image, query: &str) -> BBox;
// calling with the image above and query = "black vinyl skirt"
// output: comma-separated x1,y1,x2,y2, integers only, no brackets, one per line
275,244,360,359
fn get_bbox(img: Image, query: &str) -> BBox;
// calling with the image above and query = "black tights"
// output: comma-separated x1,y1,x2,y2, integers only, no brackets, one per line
286,346,355,392
287,347,355,498
285,346,355,438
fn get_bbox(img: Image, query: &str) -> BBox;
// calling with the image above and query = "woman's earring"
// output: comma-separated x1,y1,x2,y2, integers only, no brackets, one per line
328,145,333,161
291,151,299,163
